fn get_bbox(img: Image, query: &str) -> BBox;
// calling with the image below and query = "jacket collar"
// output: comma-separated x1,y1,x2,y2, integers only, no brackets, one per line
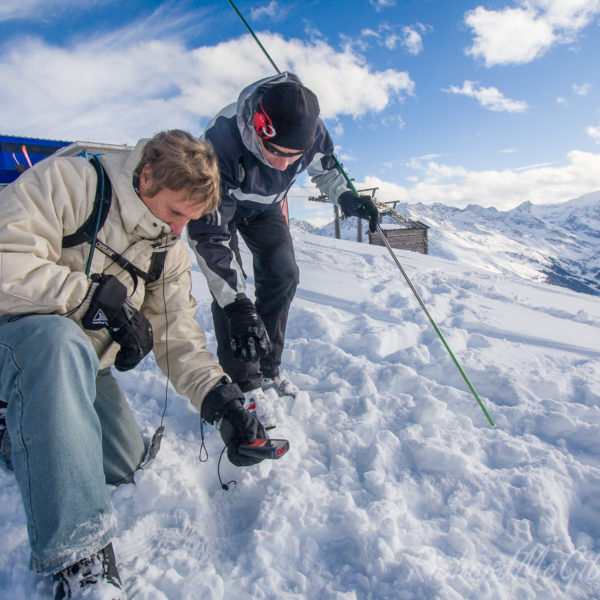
99,139,173,240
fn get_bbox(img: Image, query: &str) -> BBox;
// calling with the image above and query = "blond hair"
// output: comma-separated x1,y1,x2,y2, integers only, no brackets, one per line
137,130,220,212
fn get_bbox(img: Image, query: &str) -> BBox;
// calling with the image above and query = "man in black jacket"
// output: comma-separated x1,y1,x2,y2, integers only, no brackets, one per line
188,72,378,427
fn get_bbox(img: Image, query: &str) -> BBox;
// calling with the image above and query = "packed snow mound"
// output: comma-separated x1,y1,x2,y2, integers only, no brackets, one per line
1,229,599,599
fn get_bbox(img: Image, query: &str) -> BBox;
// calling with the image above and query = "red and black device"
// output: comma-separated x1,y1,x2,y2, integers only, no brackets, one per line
238,438,289,460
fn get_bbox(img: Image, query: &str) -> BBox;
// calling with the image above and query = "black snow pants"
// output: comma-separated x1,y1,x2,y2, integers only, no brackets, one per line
211,206,299,392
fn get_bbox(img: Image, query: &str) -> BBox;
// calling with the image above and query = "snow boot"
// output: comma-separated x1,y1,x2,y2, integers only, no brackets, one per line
262,374,299,398
52,543,127,600
243,387,276,430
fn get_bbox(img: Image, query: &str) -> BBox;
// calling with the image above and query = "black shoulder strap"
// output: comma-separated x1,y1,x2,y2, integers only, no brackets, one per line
146,250,168,283
92,241,167,293
62,155,112,248
61,154,168,289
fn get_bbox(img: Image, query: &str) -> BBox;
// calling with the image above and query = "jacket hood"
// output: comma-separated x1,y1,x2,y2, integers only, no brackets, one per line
236,71,305,166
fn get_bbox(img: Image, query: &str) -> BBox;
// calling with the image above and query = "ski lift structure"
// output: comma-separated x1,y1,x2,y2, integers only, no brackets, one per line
309,186,429,254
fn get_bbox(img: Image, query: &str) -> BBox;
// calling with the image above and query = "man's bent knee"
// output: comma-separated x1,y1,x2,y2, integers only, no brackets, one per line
13,315,98,371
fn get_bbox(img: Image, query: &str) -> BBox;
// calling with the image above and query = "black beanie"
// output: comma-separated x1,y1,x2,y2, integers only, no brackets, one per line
254,81,320,150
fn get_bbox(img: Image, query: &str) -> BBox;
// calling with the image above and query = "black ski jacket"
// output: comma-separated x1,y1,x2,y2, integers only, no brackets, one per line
187,71,352,308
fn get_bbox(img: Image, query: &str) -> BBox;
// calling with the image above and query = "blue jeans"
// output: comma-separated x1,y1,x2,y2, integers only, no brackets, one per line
0,314,145,574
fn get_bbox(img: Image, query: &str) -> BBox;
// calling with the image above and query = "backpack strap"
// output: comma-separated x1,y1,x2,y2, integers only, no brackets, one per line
62,155,112,249
92,241,167,292
146,250,167,283
62,154,168,288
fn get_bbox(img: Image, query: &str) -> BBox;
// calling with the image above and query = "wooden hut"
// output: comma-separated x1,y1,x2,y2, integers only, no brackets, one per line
367,221,429,254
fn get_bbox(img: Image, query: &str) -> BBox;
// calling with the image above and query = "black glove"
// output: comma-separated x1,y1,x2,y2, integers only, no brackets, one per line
338,191,379,233
82,274,153,372
202,380,267,467
224,298,271,363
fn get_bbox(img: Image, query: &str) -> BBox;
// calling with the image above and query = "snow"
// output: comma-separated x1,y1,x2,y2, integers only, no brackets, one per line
1,225,600,599
311,192,600,297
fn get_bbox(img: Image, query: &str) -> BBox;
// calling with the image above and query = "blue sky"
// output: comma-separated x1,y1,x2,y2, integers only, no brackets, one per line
1,0,600,224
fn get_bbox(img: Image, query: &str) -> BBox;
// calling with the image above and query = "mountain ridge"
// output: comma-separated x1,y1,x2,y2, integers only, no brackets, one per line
292,191,600,296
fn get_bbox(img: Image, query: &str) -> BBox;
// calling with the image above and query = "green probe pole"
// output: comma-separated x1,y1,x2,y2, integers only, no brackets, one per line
332,155,495,427
225,0,495,427
227,0,281,74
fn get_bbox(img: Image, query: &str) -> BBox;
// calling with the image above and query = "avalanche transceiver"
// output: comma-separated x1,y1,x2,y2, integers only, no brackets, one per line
238,438,290,459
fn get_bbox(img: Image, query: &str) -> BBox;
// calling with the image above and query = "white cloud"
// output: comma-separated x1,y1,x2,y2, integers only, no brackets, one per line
401,26,424,55
379,114,405,130
465,6,555,66
360,28,379,39
406,157,469,183
465,0,600,66
573,82,592,95
443,81,528,113
353,25,395,51
413,153,444,161
357,23,430,54
265,36,414,118
0,0,110,22
250,1,281,21
369,0,396,11
290,199,335,227
383,34,401,50
362,178,412,204
587,125,600,143
538,0,600,31
333,143,356,164
0,26,413,143
359,150,600,210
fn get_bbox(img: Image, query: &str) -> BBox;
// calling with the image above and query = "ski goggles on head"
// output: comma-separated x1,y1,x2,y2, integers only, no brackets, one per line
261,140,304,158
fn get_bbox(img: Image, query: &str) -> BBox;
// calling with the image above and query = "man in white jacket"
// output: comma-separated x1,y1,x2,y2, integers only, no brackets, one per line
0,130,265,599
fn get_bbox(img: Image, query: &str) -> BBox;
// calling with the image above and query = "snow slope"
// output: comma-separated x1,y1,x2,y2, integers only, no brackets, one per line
1,228,600,599
312,191,600,297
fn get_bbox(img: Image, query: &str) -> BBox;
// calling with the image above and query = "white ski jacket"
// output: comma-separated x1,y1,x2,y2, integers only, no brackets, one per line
0,140,225,411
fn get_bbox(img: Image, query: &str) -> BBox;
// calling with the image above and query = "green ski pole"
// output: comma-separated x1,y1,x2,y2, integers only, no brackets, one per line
225,0,495,427
227,0,281,74
332,155,495,427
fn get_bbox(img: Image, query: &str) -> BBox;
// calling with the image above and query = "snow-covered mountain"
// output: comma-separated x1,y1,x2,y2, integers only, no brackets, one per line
308,192,600,297
2,210,600,599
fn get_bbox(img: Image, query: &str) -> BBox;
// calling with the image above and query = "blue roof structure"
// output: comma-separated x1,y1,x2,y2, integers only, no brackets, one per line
0,134,72,186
